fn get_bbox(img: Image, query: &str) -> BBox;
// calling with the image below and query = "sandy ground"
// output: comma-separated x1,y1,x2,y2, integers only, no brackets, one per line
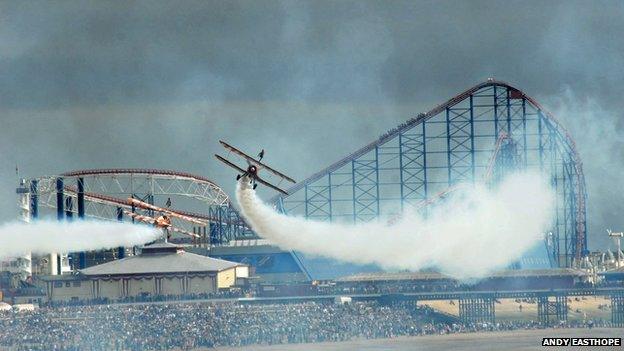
423,296,613,321
214,328,624,351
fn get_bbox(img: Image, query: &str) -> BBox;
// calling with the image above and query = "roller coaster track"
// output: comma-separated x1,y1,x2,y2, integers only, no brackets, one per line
273,79,587,263
27,168,251,239
60,168,230,206
275,80,583,196
61,185,242,226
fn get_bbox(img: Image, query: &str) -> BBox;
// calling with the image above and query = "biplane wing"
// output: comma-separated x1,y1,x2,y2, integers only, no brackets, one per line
124,210,200,238
169,226,201,238
219,140,296,183
128,198,208,226
214,154,247,174
216,154,289,195
254,175,289,195
124,210,156,225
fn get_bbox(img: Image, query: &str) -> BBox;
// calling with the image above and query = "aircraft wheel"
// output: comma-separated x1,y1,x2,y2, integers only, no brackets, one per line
253,184,258,190
236,174,241,180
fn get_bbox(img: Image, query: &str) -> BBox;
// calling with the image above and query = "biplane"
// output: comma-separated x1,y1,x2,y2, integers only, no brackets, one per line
214,140,296,195
124,198,204,241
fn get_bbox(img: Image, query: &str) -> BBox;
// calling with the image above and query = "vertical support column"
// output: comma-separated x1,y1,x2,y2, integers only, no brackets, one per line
55,178,64,275
304,184,309,218
398,133,404,208
327,173,333,222
556,295,568,322
611,292,624,327
459,296,495,324
64,197,73,219
202,226,207,249
538,295,568,325
375,146,380,217
351,150,380,222
506,88,512,134
30,180,38,219
77,177,86,269
521,98,528,167
493,85,499,140
351,160,357,223
445,107,452,186
399,124,427,209
469,94,476,182
537,111,544,171
209,222,217,246
56,178,64,220
422,120,428,201
116,207,125,259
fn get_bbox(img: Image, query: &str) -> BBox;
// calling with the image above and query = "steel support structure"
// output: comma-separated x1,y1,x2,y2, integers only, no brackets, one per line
459,296,495,324
274,80,588,267
23,169,256,272
29,180,38,219
24,169,254,247
55,178,64,274
77,177,86,269
611,292,624,327
64,197,73,219
537,295,568,325
116,207,125,259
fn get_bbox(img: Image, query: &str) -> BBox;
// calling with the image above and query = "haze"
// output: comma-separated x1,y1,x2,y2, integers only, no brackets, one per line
0,0,622,249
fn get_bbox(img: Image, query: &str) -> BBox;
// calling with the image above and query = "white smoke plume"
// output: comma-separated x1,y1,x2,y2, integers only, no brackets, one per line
0,220,161,258
236,171,555,279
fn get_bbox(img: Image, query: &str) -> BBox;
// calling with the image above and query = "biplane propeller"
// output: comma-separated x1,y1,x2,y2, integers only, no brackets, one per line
124,198,205,241
215,140,296,195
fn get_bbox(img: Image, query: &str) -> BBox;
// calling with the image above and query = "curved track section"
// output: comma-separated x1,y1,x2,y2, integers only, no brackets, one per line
273,80,587,267
59,168,230,206
26,169,253,245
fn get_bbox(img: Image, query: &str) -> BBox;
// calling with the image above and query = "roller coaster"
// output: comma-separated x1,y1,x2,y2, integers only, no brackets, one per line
19,169,253,269
19,79,587,274
271,79,586,268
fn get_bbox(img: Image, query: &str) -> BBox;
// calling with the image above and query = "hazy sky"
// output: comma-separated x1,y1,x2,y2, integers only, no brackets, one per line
0,0,622,249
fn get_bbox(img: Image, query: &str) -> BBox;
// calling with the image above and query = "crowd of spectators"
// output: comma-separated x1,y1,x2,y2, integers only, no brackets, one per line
0,300,610,351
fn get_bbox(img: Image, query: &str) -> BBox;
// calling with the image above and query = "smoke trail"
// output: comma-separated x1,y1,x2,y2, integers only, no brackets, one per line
236,171,555,279
0,220,161,258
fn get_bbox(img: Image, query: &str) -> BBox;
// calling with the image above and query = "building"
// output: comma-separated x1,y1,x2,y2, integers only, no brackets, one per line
208,239,309,283
39,242,249,303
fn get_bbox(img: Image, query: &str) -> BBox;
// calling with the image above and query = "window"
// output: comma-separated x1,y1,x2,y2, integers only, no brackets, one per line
73,281,81,287
65,282,71,288
53,282,63,288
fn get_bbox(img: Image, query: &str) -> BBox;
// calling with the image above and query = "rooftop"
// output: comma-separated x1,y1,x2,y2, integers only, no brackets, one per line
79,242,244,276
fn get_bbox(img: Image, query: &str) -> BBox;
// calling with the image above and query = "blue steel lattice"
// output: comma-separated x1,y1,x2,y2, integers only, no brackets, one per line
272,80,587,267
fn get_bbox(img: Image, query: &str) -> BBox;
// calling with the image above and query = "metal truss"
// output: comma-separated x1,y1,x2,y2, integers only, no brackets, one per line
60,169,230,206
24,169,253,251
459,297,495,324
538,295,568,325
611,292,624,327
273,80,588,267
